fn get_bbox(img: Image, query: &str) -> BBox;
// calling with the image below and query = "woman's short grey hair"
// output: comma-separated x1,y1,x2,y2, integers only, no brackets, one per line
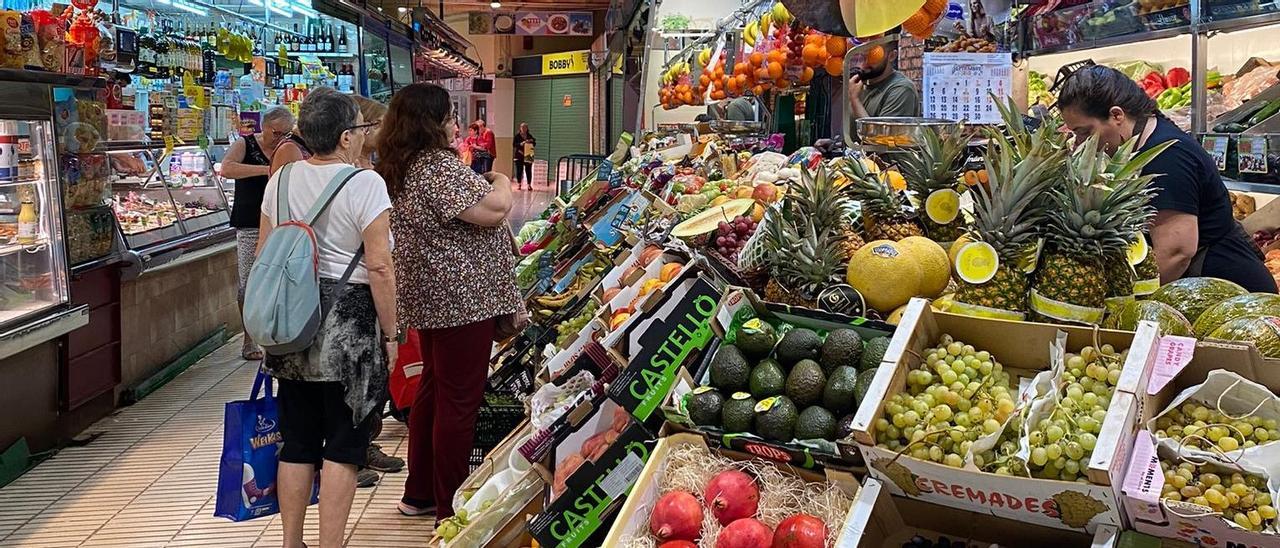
261,106,295,128
298,88,358,155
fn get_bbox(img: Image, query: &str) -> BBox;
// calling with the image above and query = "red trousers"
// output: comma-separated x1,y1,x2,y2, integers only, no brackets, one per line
402,316,495,518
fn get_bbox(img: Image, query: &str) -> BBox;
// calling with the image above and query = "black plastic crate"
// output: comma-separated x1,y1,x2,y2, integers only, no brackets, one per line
468,393,525,472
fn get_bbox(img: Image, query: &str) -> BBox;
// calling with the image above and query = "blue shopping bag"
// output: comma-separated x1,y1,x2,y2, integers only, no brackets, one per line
214,370,317,521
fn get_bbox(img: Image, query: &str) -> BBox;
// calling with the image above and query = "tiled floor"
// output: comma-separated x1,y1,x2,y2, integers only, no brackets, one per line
0,340,434,548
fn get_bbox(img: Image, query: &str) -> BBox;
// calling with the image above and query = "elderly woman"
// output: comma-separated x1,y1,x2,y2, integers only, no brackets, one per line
375,83,520,522
256,90,397,548
221,106,295,361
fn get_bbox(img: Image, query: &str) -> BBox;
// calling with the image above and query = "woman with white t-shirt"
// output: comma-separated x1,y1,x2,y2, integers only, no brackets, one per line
256,90,398,548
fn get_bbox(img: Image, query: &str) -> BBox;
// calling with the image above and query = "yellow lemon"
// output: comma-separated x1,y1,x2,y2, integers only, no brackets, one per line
954,241,999,285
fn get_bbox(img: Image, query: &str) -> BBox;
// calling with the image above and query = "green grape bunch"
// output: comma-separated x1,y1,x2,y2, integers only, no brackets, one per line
1154,401,1277,454
874,334,1018,468
1160,459,1278,532
554,299,601,347
1023,345,1127,483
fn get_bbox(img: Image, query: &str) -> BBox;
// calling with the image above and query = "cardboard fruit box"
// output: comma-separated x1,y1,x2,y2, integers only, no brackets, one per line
601,432,863,546
843,477,1121,547
663,287,896,470
441,422,546,547
1121,333,1280,546
850,298,1160,533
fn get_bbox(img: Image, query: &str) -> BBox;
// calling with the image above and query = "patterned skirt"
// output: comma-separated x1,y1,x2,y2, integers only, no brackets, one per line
263,279,388,427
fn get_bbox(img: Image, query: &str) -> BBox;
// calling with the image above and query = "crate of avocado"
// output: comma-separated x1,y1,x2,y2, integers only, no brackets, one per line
665,287,894,470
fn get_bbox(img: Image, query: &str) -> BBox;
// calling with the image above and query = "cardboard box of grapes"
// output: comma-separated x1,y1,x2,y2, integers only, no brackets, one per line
1121,334,1280,545
601,432,863,547
850,298,1161,533
841,477,1122,547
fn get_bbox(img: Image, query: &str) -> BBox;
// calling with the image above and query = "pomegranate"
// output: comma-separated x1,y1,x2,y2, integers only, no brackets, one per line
704,470,760,525
650,491,703,542
716,518,772,548
659,542,698,548
772,514,827,548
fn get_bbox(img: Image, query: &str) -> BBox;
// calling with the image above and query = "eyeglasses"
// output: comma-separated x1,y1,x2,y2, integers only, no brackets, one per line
348,120,381,134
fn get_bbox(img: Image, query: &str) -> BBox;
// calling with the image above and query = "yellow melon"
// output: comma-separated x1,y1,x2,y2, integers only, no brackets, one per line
898,236,951,298
670,198,756,238
846,240,922,313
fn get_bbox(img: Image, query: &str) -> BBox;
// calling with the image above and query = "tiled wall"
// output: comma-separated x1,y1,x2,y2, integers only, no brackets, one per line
119,247,241,391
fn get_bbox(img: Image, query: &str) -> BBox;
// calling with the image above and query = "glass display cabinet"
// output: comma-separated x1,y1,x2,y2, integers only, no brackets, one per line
107,145,231,251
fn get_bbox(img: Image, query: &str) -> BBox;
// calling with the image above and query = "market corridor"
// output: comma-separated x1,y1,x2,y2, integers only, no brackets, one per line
0,340,432,548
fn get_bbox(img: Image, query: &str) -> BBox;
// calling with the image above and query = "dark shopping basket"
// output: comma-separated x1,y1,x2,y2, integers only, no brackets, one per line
468,342,538,471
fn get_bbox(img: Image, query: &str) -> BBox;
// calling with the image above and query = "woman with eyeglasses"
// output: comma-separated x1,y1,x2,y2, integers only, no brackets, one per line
222,106,295,361
1059,65,1275,292
256,90,399,548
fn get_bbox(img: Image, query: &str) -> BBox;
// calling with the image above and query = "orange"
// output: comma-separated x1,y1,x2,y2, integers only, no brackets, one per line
767,49,786,64
711,90,726,100
866,45,886,67
755,67,771,81
824,55,843,76
749,52,764,66
963,170,978,186
800,66,814,84
801,43,822,66
923,0,948,18
903,10,934,39
978,169,989,184
699,74,711,87
735,74,749,88
767,61,783,79
825,36,847,58
752,84,765,96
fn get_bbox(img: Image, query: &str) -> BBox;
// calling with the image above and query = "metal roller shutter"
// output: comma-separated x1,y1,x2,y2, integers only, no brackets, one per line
548,76,590,166
514,78,553,163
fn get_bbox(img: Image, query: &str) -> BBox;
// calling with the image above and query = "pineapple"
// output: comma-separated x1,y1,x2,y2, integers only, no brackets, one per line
839,157,924,241
953,105,1068,315
899,125,971,243
1029,134,1174,323
790,164,864,260
763,216,847,308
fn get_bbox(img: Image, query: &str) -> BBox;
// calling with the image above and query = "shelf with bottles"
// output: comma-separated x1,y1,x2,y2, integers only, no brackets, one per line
0,111,70,323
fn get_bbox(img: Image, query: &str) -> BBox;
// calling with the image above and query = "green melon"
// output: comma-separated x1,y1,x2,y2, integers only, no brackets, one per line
1102,300,1193,336
1148,277,1248,325
1207,316,1280,358
1192,293,1280,339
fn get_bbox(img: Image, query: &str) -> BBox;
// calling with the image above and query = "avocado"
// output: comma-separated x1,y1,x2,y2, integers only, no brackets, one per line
785,359,826,407
721,392,757,433
748,359,786,398
852,367,879,405
795,406,837,441
776,328,822,365
755,396,798,442
860,336,892,371
735,319,777,359
836,414,858,441
819,329,864,373
687,387,724,426
709,344,752,392
822,366,859,415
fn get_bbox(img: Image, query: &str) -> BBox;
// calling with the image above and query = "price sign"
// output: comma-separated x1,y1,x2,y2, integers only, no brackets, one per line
1201,134,1229,172
1238,135,1268,174
923,52,1012,124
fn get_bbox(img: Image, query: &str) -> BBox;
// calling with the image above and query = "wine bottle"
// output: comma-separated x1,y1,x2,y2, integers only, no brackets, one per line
337,27,348,54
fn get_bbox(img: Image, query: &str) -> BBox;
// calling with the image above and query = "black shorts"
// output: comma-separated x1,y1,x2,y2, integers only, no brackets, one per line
276,379,374,466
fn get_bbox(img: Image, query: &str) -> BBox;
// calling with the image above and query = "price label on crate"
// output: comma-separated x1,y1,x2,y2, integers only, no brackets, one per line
1238,135,1268,174
1202,134,1229,172
922,52,1012,124
596,158,614,182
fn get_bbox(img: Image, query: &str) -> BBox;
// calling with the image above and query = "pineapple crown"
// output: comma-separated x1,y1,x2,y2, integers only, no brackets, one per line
966,97,1069,260
791,164,854,233
1044,133,1176,258
900,125,970,194
837,154,908,219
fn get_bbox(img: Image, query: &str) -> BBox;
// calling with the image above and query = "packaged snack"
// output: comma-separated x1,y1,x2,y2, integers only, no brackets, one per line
19,12,38,69
32,10,64,73
0,11,22,69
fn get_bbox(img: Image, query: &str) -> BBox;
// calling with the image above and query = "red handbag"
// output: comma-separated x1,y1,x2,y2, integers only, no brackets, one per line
388,329,423,411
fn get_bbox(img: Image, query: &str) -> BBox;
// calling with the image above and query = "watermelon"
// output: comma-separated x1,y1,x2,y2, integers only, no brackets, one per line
1192,293,1280,339
1148,277,1247,325
1102,300,1192,336
1207,316,1280,358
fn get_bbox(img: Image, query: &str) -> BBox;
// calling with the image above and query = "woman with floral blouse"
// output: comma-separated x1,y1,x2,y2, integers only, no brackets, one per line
375,83,522,522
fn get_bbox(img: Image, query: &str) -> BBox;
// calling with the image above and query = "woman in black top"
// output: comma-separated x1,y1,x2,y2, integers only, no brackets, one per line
222,106,296,360
513,122,536,190
1059,66,1276,293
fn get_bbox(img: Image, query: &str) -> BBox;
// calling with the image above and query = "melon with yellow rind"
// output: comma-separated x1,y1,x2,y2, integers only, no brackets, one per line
671,198,756,238
846,240,923,313
898,236,951,298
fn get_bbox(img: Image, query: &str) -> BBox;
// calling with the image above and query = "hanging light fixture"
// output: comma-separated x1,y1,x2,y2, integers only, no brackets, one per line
490,1,501,8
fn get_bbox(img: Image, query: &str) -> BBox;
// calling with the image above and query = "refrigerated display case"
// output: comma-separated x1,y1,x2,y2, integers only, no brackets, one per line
54,86,120,268
107,145,231,255
362,18,392,100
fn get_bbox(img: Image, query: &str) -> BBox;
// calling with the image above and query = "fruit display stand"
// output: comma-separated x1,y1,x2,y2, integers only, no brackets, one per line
849,298,1161,533
663,287,896,470
844,477,1122,547
602,432,860,547
1119,330,1280,546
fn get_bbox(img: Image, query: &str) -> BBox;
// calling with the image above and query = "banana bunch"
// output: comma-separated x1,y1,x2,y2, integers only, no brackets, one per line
771,2,792,25
662,60,690,85
531,251,616,316
698,47,712,68
743,20,761,47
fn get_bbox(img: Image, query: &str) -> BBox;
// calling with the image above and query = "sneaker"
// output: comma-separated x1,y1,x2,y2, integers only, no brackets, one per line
366,445,405,473
356,467,379,488
397,500,437,517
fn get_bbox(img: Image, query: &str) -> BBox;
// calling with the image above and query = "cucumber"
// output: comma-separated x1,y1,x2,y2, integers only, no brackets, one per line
1247,98,1280,126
